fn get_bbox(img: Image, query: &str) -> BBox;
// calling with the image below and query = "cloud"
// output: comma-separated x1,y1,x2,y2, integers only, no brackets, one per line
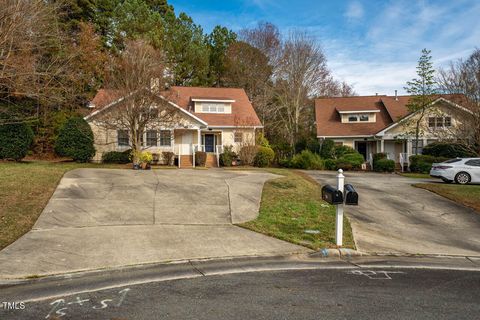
344,1,364,20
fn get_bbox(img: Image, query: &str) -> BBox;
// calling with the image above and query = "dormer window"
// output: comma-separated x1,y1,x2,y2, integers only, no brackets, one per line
192,98,235,114
338,109,379,123
348,115,358,122
202,102,225,113
347,114,369,122
359,114,369,122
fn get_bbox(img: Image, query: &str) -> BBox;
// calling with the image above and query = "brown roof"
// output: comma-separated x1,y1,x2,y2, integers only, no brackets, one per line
315,94,470,137
87,86,261,127
169,86,261,127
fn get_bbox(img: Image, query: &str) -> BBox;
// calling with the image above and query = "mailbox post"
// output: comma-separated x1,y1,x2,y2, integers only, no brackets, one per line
336,169,345,246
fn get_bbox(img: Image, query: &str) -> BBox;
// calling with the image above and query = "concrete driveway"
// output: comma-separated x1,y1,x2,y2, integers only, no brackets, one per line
305,171,480,256
0,169,308,279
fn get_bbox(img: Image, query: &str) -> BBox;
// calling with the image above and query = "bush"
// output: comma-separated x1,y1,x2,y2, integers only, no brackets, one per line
256,133,270,148
278,158,292,168
422,142,477,158
320,139,335,159
54,116,95,162
220,145,236,167
336,153,364,170
272,142,293,162
0,122,34,161
239,145,258,166
373,152,387,163
409,155,449,173
334,145,357,158
374,158,395,172
290,150,324,170
254,146,275,167
102,150,131,164
140,151,153,164
324,158,336,170
162,151,174,165
195,151,207,167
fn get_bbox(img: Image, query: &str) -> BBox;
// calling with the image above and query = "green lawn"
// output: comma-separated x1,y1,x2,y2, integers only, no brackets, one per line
399,172,431,179
414,183,480,213
0,161,124,250
240,168,355,250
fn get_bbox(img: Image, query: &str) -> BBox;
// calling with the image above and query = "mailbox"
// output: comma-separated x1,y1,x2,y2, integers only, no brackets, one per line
344,184,358,206
322,185,344,205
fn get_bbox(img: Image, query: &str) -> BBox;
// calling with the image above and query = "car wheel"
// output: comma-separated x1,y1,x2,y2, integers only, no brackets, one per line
455,172,471,185
441,178,453,184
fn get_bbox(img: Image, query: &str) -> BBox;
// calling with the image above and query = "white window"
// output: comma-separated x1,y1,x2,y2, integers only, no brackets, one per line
201,102,227,113
146,130,157,147
117,130,129,146
159,130,171,146
234,132,243,143
348,115,358,122
428,116,452,129
359,114,369,122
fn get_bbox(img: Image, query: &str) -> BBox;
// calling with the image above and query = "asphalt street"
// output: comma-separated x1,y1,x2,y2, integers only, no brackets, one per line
2,266,479,320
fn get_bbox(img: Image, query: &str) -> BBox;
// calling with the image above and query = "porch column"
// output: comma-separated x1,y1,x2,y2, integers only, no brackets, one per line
407,139,413,155
380,139,385,153
197,128,201,147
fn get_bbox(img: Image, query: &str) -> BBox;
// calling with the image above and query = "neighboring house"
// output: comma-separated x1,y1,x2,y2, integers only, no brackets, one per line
315,93,472,170
85,86,262,167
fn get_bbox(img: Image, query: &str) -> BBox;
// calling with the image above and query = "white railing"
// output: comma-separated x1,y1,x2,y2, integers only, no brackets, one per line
216,145,224,167
367,153,373,169
399,152,410,172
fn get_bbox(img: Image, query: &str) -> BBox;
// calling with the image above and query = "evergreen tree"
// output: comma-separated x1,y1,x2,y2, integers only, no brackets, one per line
207,26,237,86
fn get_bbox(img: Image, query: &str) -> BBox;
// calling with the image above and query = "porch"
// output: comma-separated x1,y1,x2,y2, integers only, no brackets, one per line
354,139,411,172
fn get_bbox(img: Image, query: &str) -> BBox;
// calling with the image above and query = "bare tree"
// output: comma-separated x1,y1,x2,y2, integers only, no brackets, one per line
93,40,179,163
437,48,480,154
273,31,331,148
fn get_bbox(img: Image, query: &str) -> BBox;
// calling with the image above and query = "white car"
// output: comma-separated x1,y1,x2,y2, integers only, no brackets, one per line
430,158,480,184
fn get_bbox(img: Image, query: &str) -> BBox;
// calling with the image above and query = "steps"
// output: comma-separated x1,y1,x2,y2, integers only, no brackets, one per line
179,155,193,168
205,153,217,167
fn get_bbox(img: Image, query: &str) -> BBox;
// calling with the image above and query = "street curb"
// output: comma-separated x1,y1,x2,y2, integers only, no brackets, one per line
309,248,365,258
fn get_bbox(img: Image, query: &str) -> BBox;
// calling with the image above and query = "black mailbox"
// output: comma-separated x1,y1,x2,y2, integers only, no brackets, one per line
344,184,358,205
322,185,344,205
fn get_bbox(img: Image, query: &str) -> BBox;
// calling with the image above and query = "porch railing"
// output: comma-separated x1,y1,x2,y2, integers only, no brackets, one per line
216,145,224,167
399,152,410,172
367,153,373,169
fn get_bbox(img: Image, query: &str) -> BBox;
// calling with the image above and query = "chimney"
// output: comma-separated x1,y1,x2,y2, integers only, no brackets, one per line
395,90,398,101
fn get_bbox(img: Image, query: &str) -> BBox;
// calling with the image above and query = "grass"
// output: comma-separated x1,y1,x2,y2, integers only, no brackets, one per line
240,168,355,250
399,172,431,179
0,161,124,250
414,183,480,213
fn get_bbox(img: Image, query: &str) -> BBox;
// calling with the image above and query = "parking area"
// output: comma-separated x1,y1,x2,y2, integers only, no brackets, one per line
0,169,308,279
305,171,480,256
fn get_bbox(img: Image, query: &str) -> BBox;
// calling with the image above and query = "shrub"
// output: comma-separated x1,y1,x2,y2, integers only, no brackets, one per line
140,151,153,164
256,133,270,148
0,122,34,161
254,146,275,167
162,151,174,165
324,158,336,170
290,150,324,170
320,139,335,159
334,145,357,158
220,145,236,167
373,152,387,163
409,155,449,173
278,158,292,168
54,116,95,162
102,150,131,164
239,145,258,166
195,151,207,167
422,142,477,158
374,158,395,172
336,153,364,170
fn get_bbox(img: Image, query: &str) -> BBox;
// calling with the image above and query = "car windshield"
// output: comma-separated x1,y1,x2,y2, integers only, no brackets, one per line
443,158,463,163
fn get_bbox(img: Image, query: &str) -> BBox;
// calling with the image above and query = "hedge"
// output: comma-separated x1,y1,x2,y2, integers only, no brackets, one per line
290,150,324,170
422,142,477,158
195,151,207,167
102,150,131,163
409,155,449,173
320,139,335,159
336,152,364,170
0,122,34,161
374,158,395,172
55,116,95,162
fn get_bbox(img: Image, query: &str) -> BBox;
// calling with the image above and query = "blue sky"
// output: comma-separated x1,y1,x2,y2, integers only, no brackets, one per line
169,0,480,95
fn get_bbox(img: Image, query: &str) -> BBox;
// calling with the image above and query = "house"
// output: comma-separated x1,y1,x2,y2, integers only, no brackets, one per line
85,86,262,167
315,93,472,170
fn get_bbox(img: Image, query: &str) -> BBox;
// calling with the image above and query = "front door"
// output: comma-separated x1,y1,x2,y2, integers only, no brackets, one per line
204,134,215,153
356,142,367,161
